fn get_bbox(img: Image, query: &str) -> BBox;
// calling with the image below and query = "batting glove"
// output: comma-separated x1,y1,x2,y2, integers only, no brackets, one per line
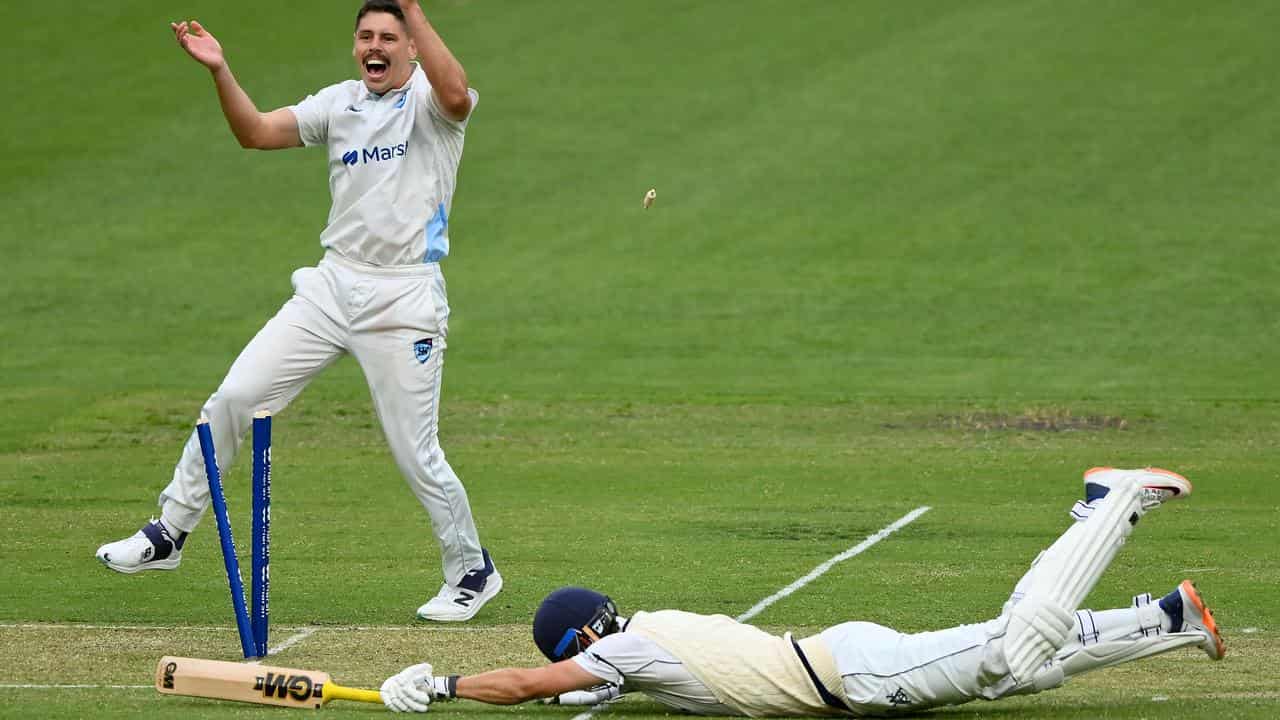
381,663,436,713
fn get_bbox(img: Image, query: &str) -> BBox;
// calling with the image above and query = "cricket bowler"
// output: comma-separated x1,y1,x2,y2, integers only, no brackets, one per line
378,467,1225,714
96,0,501,621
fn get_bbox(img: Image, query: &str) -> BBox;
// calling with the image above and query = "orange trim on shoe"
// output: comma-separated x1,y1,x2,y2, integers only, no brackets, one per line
1143,467,1192,496
1180,579,1226,660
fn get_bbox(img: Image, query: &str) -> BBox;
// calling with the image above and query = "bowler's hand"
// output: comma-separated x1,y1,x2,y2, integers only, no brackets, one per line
382,662,436,713
171,20,225,72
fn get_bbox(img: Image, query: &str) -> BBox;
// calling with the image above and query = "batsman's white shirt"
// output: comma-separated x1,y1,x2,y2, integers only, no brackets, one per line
573,612,1015,717
574,632,734,715
290,63,477,266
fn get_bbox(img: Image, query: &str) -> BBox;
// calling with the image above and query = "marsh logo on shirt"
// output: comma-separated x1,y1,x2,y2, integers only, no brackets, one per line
413,338,433,364
342,141,409,167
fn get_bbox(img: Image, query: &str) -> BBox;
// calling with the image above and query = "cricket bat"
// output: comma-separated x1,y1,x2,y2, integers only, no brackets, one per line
156,656,382,709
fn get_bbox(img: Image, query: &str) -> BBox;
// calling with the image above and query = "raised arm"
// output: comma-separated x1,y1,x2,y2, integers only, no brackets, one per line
397,1,472,121
171,20,302,150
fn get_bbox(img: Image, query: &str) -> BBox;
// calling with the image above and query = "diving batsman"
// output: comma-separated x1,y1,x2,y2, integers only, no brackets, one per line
377,467,1224,715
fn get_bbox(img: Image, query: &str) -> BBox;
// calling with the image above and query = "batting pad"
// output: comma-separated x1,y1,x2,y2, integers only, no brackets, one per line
1000,631,1204,699
1057,632,1205,678
1003,598,1073,684
1002,480,1143,682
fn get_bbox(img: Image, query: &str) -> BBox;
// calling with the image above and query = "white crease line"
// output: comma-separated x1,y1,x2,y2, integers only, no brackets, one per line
0,623,241,631
738,505,931,622
0,623,501,632
0,684,149,690
1,630,321,690
250,627,317,662
572,505,931,720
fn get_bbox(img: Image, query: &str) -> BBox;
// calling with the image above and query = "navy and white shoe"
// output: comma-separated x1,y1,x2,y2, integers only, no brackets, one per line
1070,467,1191,523
416,549,503,622
95,518,186,574
1159,579,1226,660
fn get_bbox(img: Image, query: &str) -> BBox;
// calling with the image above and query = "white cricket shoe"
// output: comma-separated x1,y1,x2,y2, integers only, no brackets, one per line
1160,580,1226,660
417,549,503,622
95,518,185,574
1083,466,1192,510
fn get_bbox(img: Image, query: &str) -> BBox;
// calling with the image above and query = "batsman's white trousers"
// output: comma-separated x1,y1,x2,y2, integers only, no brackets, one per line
821,605,1168,714
825,486,1149,714
821,618,1007,713
156,250,484,584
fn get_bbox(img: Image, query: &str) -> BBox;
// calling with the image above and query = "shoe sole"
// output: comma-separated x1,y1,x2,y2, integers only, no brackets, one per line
417,573,504,622
1180,579,1225,660
1084,466,1192,500
99,557,182,574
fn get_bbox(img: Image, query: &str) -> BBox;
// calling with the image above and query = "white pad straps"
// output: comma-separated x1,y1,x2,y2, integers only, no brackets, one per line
1132,592,1165,637
1057,632,1205,677
1004,632,1205,698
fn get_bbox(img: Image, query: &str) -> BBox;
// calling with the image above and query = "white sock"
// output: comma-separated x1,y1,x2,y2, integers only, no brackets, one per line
1072,607,1154,645
158,516,188,548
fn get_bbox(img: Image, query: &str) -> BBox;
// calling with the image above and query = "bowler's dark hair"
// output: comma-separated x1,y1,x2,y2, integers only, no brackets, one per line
356,0,405,29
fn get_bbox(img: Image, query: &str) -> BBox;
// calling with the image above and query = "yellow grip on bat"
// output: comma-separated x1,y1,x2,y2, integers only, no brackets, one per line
323,682,383,705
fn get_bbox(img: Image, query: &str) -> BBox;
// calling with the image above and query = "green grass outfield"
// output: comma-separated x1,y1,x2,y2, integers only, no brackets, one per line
2,1,1278,718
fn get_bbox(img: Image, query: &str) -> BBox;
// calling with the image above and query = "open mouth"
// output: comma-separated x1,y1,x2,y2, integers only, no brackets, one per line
363,56,389,83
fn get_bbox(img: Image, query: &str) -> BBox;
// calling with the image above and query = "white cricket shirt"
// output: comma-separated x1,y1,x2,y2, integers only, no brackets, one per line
289,64,477,266
573,633,734,715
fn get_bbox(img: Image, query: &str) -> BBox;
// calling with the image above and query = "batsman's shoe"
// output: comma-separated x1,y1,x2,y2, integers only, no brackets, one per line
1159,580,1226,660
95,518,185,574
1083,466,1192,510
417,549,503,622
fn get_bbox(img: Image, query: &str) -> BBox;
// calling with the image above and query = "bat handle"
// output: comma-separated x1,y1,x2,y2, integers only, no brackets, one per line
323,682,383,705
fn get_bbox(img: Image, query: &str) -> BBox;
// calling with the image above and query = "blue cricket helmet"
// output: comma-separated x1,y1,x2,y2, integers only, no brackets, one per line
533,587,620,661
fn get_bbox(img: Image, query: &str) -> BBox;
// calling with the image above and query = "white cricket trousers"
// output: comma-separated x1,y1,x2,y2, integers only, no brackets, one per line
156,250,483,584
820,605,1164,714
823,485,1157,714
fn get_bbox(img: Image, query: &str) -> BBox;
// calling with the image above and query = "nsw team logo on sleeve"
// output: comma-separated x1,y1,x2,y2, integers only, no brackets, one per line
413,338,433,364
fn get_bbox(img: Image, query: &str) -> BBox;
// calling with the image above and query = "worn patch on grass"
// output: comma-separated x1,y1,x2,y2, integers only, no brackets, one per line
921,408,1131,432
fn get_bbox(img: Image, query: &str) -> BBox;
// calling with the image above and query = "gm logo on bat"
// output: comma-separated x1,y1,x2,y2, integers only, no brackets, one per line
342,142,409,166
255,672,324,701
162,661,177,689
